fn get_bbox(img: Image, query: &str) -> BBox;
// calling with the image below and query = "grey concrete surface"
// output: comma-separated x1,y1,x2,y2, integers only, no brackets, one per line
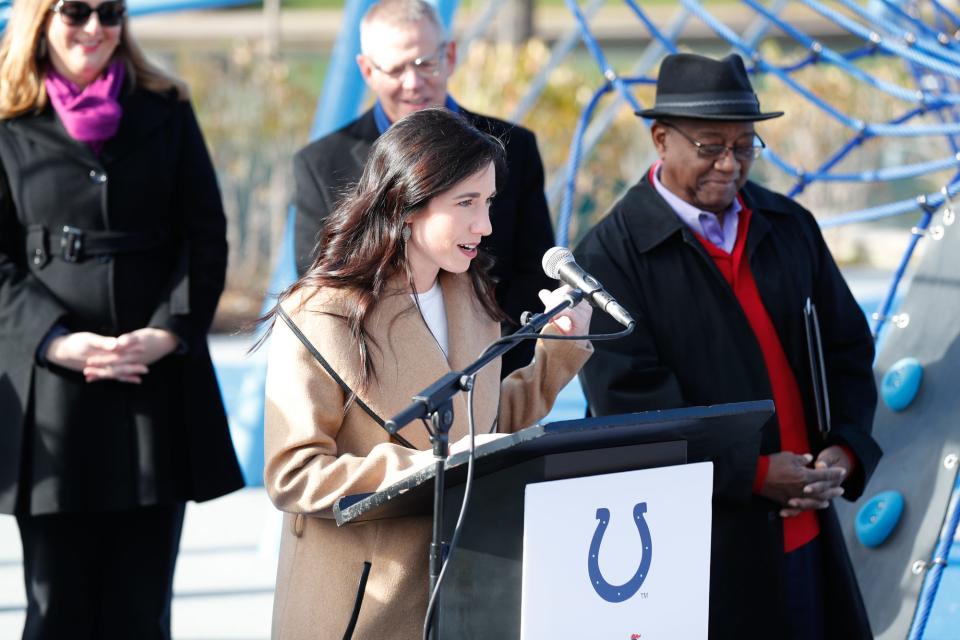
0,489,278,640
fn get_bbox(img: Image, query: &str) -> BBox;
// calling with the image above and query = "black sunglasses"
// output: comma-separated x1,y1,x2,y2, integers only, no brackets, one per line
51,0,126,27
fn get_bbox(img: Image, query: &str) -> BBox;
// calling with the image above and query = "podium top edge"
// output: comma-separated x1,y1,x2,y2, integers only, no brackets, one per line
333,400,773,525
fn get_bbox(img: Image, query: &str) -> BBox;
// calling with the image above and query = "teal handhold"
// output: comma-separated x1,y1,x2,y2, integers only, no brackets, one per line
856,490,904,548
881,357,923,412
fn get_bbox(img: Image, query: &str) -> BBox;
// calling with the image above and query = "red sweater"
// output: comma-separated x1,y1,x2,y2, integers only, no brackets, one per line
693,201,818,553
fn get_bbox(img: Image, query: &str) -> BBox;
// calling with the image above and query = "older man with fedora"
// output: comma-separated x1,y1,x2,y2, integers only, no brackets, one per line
575,53,880,639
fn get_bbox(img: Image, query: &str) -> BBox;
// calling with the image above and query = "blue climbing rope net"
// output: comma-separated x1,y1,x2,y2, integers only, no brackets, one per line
553,2,959,636
557,0,960,337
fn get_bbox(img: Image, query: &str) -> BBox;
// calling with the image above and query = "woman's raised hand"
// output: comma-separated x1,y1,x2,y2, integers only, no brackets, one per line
538,285,593,337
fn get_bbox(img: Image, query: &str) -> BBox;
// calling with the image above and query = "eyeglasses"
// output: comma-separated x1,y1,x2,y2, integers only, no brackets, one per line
366,42,448,80
50,0,126,27
662,121,765,161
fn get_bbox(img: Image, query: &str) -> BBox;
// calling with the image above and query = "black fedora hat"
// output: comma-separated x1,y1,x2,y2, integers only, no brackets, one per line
636,53,783,121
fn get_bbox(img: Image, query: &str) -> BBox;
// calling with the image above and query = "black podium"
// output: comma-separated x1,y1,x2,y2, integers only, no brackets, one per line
334,400,772,638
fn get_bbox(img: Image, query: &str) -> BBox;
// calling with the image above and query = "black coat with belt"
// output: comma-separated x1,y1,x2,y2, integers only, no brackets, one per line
575,172,881,639
0,86,243,516
292,106,555,375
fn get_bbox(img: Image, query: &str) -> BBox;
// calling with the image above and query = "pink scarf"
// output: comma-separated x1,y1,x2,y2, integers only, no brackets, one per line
45,61,125,154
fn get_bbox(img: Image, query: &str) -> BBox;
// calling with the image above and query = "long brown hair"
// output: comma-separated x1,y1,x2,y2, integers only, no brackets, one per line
0,0,187,118
275,107,507,393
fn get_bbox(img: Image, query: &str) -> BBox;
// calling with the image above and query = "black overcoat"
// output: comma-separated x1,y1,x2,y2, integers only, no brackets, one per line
0,86,243,516
291,107,555,375
575,172,881,639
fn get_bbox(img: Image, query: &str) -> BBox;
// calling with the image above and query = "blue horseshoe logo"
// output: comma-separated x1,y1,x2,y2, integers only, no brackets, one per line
587,502,653,603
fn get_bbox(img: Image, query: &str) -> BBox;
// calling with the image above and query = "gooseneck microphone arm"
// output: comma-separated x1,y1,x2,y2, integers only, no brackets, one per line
384,288,585,435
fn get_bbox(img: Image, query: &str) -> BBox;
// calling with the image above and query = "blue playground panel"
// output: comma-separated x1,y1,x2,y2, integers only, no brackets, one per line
213,361,248,439
127,0,253,15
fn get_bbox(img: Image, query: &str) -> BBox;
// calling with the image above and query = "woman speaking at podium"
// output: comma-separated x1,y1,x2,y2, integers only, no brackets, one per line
263,107,592,640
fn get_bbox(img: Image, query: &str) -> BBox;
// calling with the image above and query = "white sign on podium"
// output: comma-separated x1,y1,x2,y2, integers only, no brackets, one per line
521,462,713,639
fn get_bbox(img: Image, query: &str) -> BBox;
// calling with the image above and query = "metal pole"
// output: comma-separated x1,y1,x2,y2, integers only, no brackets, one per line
497,0,534,44
264,0,281,58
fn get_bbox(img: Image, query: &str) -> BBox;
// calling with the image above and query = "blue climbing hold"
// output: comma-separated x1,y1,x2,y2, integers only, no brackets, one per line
881,357,923,412
856,490,905,548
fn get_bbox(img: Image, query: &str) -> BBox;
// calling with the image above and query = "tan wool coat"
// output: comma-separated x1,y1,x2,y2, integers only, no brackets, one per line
264,271,592,639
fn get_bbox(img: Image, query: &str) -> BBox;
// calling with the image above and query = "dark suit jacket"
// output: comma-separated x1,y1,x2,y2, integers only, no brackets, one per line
292,107,555,376
0,87,244,515
575,172,879,639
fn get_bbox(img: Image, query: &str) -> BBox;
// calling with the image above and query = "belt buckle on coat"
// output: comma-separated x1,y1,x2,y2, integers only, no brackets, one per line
60,226,84,263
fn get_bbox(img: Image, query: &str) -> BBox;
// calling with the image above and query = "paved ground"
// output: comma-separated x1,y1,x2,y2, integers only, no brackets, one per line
0,489,279,640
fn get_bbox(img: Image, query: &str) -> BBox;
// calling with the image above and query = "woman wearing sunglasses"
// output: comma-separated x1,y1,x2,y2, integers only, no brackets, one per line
0,1,244,638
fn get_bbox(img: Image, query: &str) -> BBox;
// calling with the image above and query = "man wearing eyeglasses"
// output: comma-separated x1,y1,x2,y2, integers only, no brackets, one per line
292,0,554,376
575,53,880,639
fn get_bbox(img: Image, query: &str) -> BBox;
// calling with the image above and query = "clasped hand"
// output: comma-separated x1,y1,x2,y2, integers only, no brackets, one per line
759,446,852,518
44,328,179,384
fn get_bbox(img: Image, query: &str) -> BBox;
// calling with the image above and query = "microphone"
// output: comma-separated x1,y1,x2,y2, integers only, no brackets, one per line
542,247,635,328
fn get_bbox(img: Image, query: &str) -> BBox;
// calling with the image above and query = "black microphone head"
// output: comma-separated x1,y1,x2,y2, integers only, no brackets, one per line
542,246,574,279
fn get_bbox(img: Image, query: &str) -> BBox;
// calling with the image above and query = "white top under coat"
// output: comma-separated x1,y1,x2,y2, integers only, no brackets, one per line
412,279,448,357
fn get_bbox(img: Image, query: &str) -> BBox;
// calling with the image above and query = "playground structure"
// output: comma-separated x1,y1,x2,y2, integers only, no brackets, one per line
0,0,957,637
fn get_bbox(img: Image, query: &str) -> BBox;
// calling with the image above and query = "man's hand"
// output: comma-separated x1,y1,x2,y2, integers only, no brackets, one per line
757,451,846,518
814,445,853,475
82,328,179,383
774,445,854,517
